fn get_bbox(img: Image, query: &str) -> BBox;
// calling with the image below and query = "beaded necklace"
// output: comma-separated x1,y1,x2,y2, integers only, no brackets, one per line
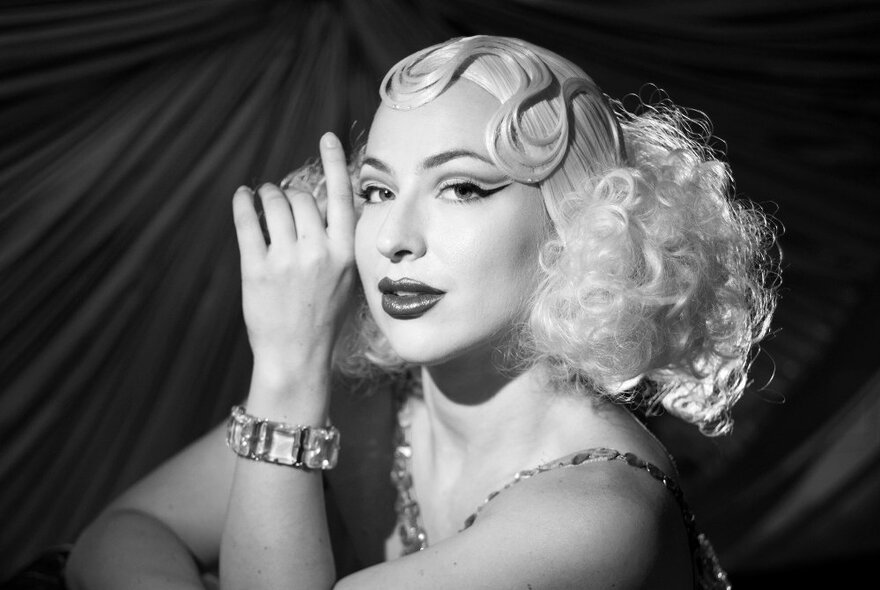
390,394,428,554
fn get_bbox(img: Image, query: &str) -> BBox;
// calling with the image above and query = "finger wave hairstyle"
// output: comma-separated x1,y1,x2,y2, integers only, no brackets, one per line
291,36,778,436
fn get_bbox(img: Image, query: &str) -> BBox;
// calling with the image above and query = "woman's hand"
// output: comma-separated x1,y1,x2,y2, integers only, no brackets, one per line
231,133,356,401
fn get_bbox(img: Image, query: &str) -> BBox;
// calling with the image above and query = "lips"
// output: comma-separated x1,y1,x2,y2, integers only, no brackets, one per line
378,277,445,319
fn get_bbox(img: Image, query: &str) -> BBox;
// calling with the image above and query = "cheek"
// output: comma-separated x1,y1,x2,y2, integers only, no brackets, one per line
464,208,546,300
496,238,542,298
498,199,547,269
504,209,548,296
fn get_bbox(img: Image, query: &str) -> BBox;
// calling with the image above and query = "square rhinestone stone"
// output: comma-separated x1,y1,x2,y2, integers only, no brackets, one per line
263,425,302,466
302,428,340,469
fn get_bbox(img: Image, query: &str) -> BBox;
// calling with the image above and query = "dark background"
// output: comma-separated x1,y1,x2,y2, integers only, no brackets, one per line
1,0,878,586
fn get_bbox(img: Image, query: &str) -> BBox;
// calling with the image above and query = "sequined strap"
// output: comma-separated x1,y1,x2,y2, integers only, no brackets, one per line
461,447,731,590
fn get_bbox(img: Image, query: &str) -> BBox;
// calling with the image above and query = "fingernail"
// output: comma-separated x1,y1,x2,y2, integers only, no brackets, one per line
236,185,252,193
283,177,311,193
322,132,340,148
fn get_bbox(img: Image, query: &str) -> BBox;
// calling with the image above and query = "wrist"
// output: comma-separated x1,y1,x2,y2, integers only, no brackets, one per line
247,362,331,424
250,341,333,383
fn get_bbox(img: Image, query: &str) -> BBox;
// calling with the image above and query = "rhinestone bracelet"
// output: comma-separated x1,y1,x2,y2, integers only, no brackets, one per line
226,405,340,470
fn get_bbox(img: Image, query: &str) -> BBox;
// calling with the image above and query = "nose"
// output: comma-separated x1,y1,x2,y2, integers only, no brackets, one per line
376,194,427,262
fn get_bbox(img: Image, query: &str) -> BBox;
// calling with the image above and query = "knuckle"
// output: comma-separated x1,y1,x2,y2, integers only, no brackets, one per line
232,191,248,207
325,151,346,166
336,249,355,267
263,191,288,206
268,255,296,274
233,210,249,227
300,245,329,267
233,209,255,226
240,261,265,281
289,191,314,207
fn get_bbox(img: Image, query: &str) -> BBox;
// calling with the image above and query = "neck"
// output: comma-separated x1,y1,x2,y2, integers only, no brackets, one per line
404,353,654,542
415,351,563,471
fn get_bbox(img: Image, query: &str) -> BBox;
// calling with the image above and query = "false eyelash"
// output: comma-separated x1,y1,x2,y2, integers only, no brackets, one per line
356,181,511,205
438,181,510,202
356,185,393,203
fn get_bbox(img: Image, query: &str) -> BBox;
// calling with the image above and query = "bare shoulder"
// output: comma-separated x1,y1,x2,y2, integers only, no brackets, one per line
338,453,693,589
470,453,694,589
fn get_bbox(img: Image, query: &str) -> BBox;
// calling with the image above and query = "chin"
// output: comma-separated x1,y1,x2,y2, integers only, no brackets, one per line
379,324,459,365
378,315,512,368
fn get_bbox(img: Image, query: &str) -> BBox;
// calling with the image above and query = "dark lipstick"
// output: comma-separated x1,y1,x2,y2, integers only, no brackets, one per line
378,277,445,319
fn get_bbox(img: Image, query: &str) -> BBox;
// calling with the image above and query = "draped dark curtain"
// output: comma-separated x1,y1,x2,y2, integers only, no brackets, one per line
2,0,878,585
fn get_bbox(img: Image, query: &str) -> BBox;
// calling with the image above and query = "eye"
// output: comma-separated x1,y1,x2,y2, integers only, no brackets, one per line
357,185,395,204
438,181,509,203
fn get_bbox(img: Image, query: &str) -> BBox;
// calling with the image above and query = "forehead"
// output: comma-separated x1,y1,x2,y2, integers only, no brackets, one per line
366,80,501,163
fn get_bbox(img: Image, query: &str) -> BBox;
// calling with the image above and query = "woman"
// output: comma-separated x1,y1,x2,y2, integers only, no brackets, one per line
65,35,776,589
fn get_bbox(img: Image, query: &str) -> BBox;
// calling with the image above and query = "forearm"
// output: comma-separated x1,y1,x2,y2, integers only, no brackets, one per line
221,133,354,589
219,365,336,590
65,508,206,590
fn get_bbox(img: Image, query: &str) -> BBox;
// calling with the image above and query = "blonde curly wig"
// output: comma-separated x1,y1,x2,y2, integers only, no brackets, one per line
289,35,777,436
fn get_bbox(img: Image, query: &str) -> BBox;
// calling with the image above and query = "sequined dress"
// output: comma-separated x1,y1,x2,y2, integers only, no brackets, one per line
390,386,732,590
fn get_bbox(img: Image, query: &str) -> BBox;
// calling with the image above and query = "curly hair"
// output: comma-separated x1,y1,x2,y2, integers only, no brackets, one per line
287,36,778,436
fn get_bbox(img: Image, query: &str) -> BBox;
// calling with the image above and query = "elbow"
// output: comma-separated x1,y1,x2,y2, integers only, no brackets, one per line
66,507,203,589
65,508,145,589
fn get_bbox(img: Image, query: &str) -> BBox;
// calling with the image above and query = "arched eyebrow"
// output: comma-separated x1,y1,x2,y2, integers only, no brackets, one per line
361,157,392,175
421,149,494,170
361,149,495,176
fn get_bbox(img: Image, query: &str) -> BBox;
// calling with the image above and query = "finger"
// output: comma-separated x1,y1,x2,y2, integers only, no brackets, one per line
319,132,356,243
257,183,297,246
282,174,328,225
285,190,324,241
232,186,267,262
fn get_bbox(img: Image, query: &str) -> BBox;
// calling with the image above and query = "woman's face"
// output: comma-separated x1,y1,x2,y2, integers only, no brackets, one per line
354,80,549,365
